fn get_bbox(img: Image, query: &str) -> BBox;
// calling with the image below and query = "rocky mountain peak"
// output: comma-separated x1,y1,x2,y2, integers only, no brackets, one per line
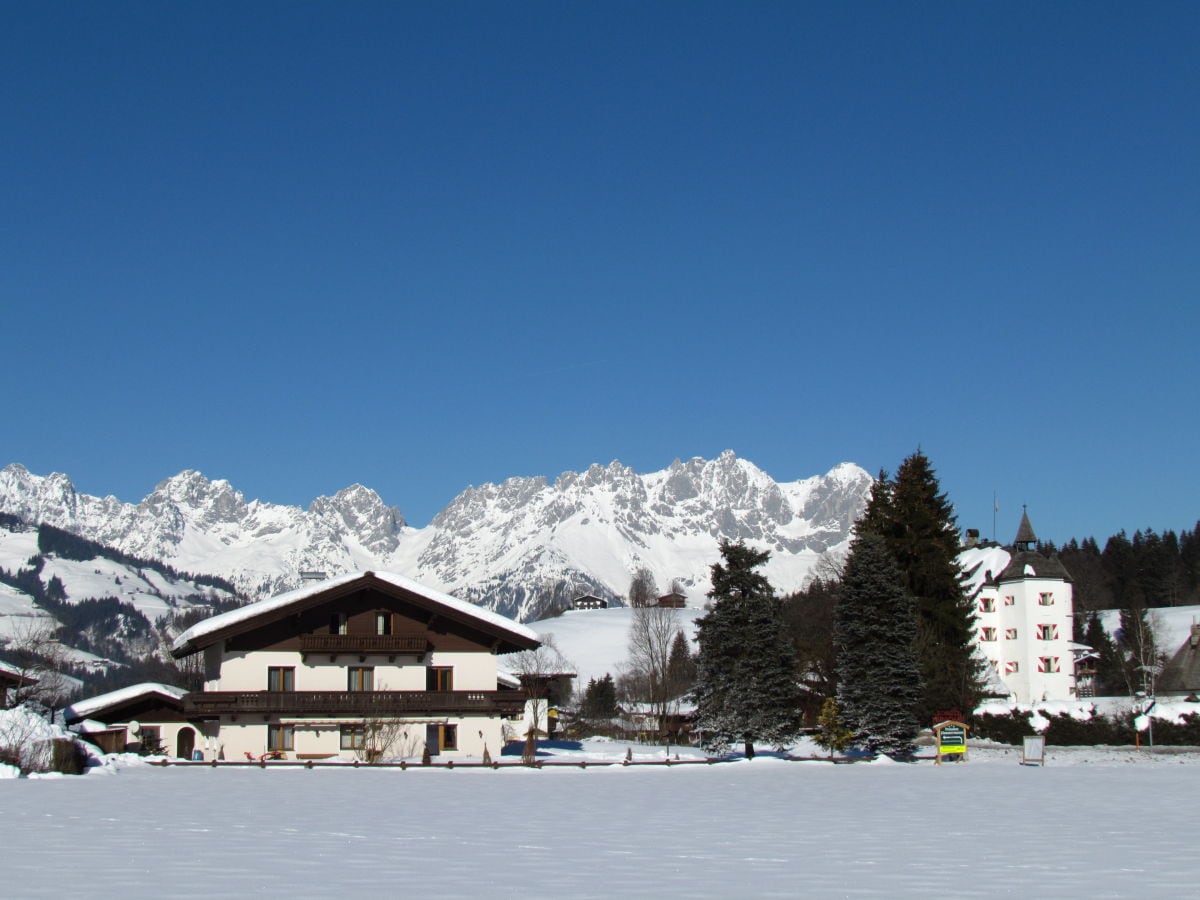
309,484,404,555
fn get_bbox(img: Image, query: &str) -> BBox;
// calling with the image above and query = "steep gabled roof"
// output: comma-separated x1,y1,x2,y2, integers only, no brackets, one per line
170,570,540,658
63,682,188,724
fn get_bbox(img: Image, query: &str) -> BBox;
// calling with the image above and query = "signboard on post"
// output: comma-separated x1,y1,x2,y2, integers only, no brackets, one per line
933,720,969,764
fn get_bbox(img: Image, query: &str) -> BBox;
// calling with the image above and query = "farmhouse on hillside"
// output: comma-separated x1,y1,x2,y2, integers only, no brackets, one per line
162,571,539,761
960,510,1076,704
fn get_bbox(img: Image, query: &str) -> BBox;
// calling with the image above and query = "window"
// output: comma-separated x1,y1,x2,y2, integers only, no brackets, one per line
1004,595,1016,607
1005,661,1019,674
1038,592,1055,606
267,724,294,751
979,597,995,613
375,612,393,635
139,726,161,752
980,627,997,642
330,613,347,635
427,667,454,692
340,725,367,750
1036,624,1059,641
427,723,457,755
267,667,295,692
348,667,374,691
1005,628,1018,640
1038,656,1061,673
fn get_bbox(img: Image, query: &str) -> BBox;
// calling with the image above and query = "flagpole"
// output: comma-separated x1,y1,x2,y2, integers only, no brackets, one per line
992,492,997,543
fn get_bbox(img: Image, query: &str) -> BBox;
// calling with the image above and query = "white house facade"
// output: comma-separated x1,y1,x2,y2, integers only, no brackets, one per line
169,571,539,761
961,511,1076,704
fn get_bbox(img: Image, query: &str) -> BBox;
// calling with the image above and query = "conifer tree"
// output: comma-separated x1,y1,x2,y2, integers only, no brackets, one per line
693,541,803,757
813,696,854,757
833,532,921,755
859,450,982,723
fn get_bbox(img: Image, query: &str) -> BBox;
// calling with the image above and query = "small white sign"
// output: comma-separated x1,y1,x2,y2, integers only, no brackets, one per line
1022,735,1045,766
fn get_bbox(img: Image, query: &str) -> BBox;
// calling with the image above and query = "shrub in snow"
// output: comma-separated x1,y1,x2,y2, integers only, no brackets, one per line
0,704,90,775
971,706,1200,746
972,710,1037,745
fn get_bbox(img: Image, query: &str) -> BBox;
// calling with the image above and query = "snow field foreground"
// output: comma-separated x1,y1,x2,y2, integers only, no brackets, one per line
3,754,1199,898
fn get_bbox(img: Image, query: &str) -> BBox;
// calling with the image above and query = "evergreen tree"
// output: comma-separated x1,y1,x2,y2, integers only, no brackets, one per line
813,696,854,757
860,450,982,723
581,673,617,721
665,630,697,697
693,541,803,757
1082,612,1124,696
833,532,922,755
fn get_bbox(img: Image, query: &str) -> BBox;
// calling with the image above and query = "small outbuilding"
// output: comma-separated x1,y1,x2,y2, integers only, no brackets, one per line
63,683,192,757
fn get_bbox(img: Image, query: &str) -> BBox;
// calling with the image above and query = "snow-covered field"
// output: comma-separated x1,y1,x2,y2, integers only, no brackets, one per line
3,741,1199,898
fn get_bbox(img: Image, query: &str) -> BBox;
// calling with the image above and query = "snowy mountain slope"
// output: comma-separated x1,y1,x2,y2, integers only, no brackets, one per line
517,606,708,686
0,453,872,621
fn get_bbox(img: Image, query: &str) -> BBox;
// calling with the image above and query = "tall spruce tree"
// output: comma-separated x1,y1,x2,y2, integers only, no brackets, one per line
859,450,983,723
834,532,922,755
693,541,803,757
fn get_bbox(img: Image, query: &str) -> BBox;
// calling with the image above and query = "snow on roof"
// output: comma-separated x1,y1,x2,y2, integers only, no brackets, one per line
957,545,1011,594
0,657,25,679
496,670,521,689
64,682,188,722
171,570,539,655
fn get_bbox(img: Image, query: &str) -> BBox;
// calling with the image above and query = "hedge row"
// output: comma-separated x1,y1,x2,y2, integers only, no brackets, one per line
973,708,1200,746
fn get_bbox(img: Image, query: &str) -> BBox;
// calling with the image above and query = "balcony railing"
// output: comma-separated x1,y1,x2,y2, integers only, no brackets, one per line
184,690,526,718
298,635,431,656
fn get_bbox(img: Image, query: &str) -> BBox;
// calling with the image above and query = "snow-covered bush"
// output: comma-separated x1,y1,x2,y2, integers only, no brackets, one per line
0,704,89,775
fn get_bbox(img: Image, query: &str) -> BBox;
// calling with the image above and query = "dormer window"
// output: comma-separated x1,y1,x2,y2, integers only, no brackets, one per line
375,612,393,636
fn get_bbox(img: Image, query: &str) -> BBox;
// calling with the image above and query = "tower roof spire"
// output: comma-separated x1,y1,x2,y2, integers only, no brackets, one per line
1013,505,1037,550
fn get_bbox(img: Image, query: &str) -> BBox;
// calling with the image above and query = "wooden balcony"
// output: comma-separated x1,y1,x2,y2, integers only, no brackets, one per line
183,690,526,719
298,635,432,660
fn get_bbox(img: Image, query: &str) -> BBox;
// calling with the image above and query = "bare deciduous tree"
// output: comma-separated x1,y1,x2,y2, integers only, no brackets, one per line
507,636,573,764
0,621,72,710
624,604,680,726
628,567,659,609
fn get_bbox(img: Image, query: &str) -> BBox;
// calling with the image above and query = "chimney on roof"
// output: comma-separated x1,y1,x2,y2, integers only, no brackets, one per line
965,528,980,548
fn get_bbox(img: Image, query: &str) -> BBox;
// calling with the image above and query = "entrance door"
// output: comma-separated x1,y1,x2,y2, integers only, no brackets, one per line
177,726,196,760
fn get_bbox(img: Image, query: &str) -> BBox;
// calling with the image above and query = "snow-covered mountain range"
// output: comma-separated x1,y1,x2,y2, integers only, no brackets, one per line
0,452,872,620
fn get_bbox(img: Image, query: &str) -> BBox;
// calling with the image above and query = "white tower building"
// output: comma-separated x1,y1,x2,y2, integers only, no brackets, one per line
966,510,1076,704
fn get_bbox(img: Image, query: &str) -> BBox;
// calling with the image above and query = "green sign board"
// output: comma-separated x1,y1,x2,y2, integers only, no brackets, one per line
939,725,965,747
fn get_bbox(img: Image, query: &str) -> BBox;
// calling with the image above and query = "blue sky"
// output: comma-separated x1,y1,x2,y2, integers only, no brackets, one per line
3,2,1197,543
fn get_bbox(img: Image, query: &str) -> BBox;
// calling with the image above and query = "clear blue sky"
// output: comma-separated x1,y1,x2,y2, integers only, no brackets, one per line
3,2,1197,543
